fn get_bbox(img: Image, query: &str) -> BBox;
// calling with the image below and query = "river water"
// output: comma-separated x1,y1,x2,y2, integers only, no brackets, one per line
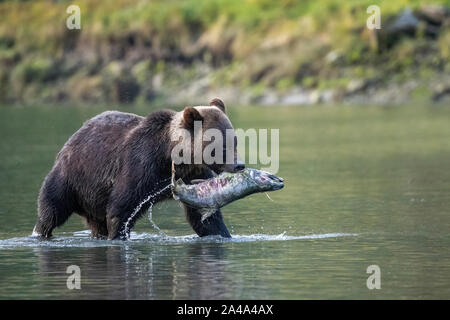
0,104,449,299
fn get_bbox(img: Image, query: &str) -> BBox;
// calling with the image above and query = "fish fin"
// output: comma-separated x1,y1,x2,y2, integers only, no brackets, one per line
171,162,184,201
171,161,177,199
172,178,186,201
171,161,175,186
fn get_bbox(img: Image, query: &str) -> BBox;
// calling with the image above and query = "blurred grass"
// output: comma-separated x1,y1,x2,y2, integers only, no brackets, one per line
2,0,444,47
0,0,449,104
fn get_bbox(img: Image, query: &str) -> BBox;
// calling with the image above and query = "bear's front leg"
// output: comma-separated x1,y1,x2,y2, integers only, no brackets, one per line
106,212,127,240
106,198,140,240
184,205,231,238
106,180,172,240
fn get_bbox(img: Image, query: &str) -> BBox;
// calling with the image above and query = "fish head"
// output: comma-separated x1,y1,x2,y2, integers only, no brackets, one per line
247,169,284,191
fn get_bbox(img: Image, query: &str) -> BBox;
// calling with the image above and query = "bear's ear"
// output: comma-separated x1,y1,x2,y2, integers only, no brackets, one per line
209,98,226,113
182,106,203,128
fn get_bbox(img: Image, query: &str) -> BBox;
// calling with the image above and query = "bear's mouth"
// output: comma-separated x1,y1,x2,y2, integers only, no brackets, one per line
206,164,226,176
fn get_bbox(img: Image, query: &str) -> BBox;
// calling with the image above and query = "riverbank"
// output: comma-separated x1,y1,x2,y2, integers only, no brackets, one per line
1,0,449,106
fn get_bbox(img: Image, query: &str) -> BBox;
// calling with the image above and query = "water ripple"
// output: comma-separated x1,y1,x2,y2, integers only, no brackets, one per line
0,230,358,248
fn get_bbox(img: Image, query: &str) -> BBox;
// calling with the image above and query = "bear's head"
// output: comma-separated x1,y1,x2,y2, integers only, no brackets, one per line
170,98,245,174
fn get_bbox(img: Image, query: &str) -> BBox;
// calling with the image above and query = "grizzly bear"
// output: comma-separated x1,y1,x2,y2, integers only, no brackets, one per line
33,98,244,240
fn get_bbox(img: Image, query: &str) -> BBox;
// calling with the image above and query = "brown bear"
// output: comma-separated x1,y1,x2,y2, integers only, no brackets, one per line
33,98,244,240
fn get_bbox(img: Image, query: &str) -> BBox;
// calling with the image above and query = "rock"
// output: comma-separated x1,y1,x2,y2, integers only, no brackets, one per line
381,5,449,45
152,73,163,90
320,90,335,103
346,78,380,95
257,91,279,106
347,79,366,93
103,61,122,77
325,50,341,64
309,90,321,104
390,8,420,33
415,5,450,25
280,89,312,105
432,84,450,102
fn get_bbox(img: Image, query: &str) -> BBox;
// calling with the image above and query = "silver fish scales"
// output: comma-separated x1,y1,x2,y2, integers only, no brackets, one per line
171,162,284,221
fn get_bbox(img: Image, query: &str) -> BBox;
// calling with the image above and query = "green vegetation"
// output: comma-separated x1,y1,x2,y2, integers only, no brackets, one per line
0,0,449,105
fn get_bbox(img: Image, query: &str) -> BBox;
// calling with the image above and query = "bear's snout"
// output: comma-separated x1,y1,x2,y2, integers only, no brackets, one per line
222,160,245,173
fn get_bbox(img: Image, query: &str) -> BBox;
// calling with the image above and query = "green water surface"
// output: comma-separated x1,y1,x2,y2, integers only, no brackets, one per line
0,104,449,299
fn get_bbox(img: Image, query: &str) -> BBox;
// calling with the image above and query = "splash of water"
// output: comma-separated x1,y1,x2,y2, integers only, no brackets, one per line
0,232,358,248
147,203,167,236
123,183,171,239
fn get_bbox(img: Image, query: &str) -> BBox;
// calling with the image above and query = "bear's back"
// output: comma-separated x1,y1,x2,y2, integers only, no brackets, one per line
87,111,143,127
55,111,143,178
65,111,142,148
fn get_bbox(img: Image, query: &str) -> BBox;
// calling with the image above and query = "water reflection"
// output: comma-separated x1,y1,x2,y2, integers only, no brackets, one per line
1,105,450,299
32,243,231,299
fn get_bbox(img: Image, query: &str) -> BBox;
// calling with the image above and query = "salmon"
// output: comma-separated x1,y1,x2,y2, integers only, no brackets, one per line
171,162,284,221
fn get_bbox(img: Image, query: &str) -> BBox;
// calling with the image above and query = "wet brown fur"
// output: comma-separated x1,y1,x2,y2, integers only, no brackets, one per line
34,99,238,240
